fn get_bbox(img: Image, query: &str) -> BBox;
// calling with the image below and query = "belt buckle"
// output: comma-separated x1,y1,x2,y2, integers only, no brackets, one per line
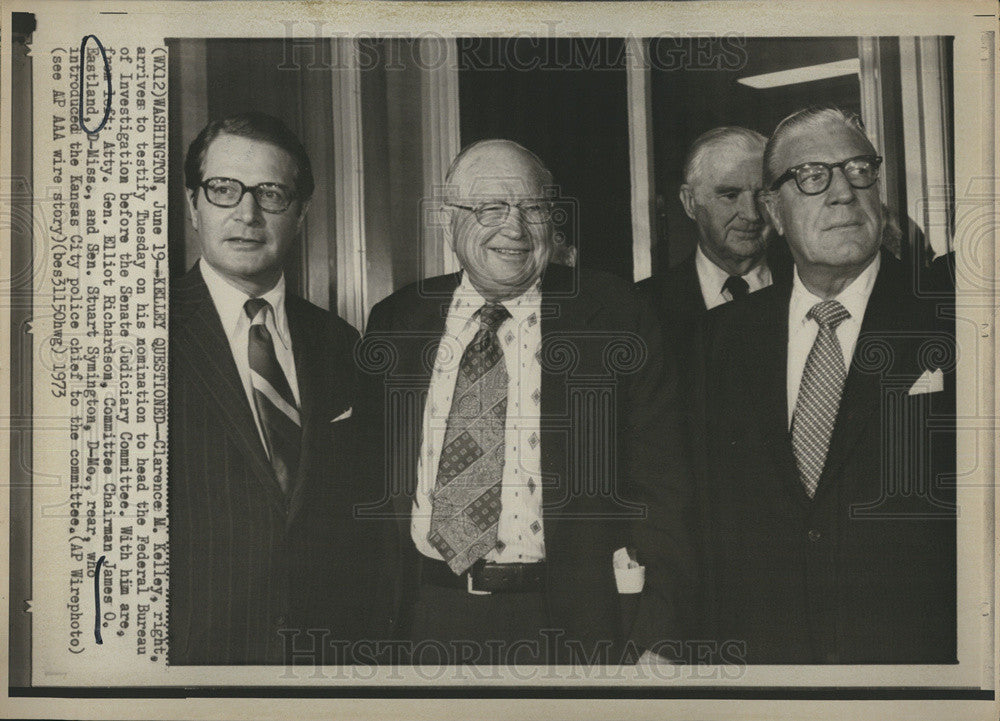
467,570,491,596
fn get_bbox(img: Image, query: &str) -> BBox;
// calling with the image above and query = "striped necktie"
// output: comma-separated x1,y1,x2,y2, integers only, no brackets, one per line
428,302,511,574
244,297,301,495
791,299,851,498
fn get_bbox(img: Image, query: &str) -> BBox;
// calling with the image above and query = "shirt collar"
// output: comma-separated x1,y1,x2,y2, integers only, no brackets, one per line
745,257,773,289
790,252,881,328
199,258,292,349
451,271,541,325
694,243,771,298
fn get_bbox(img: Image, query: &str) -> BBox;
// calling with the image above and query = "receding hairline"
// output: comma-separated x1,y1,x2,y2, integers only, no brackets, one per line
763,107,877,187
683,127,766,187
445,139,553,197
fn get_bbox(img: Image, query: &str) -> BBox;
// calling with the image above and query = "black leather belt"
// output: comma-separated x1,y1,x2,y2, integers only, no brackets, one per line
422,557,546,594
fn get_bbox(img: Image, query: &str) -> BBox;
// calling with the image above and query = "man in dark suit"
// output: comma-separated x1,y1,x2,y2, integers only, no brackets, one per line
637,127,790,365
358,139,695,666
168,112,372,665
677,107,956,663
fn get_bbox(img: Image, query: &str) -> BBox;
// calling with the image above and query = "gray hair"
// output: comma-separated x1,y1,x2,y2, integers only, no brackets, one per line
763,107,875,188
683,126,767,186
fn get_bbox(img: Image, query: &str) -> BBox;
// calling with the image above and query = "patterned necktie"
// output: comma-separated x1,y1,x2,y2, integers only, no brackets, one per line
723,274,750,300
428,302,512,574
245,298,301,495
791,299,851,498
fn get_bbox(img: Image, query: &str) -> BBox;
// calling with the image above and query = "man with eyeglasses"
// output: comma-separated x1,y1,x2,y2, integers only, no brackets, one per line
169,112,375,664
679,107,955,663
359,139,695,665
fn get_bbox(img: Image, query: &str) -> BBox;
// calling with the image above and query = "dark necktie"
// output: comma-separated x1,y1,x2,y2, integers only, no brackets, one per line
791,299,851,498
244,297,301,495
428,303,512,574
723,274,750,300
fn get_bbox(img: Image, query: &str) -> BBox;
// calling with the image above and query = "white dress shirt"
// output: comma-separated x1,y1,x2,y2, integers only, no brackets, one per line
412,273,545,564
695,244,772,310
200,258,301,452
786,253,881,427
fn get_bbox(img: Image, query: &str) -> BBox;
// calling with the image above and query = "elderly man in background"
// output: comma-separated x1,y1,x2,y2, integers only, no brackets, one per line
681,107,955,663
360,139,695,666
637,126,790,368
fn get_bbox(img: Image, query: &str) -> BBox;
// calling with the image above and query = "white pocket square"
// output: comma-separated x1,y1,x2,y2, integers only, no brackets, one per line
613,546,645,594
908,369,944,396
331,407,353,422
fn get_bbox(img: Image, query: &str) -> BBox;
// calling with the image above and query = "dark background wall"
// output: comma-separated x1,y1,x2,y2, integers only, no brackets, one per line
167,38,336,300
458,38,634,282
649,36,864,270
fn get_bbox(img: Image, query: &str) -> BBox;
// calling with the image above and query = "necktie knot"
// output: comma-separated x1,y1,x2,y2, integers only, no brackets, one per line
723,274,750,299
477,303,511,334
807,299,850,330
244,297,270,321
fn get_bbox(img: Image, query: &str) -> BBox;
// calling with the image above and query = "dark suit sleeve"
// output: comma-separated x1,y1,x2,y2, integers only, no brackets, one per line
353,299,405,647
626,289,699,660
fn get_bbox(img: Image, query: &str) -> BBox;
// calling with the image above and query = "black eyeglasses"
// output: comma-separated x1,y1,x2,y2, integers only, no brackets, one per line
446,201,552,227
770,155,883,195
200,177,297,214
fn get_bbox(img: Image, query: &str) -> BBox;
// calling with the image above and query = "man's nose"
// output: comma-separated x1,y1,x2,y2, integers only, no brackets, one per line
498,205,524,238
233,190,264,223
826,167,858,203
737,191,762,222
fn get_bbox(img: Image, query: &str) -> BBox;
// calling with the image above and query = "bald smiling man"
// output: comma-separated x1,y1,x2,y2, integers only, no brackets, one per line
357,140,695,666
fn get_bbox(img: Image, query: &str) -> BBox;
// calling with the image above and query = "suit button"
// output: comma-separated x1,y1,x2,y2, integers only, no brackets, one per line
808,529,821,542
275,615,287,627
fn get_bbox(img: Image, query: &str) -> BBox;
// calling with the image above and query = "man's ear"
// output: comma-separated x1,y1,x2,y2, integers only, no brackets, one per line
679,184,697,221
760,192,784,237
295,199,311,232
186,190,199,232
440,205,456,249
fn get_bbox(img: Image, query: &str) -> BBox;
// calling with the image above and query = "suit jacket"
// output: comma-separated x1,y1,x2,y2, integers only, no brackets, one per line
357,264,696,664
168,263,374,665
635,239,793,373
634,252,705,368
688,253,956,663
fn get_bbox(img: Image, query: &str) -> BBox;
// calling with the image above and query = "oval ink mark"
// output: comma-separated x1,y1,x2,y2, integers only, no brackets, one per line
93,554,106,644
78,34,112,134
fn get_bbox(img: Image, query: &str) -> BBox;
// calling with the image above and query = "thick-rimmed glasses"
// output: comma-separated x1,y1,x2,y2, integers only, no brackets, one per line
446,201,552,227
200,177,296,214
770,155,883,196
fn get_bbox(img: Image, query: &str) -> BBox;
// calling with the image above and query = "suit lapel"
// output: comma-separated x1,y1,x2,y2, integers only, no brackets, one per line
392,275,461,532
538,265,587,525
284,298,325,525
681,254,708,313
746,283,802,503
816,259,910,494
171,266,286,512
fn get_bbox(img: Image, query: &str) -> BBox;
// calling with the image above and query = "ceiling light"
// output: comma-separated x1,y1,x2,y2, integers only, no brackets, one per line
737,58,860,89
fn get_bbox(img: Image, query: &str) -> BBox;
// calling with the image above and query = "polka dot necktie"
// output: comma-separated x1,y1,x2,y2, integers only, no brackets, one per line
245,297,301,495
428,303,511,574
791,300,851,498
